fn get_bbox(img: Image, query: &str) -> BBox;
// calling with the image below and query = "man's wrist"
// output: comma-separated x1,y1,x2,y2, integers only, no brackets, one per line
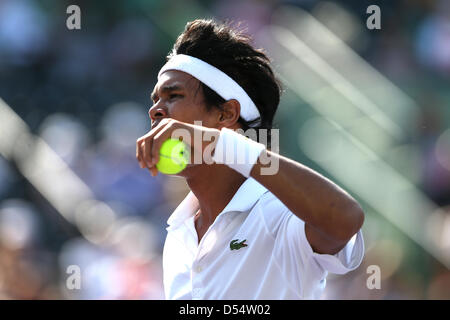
212,127,266,177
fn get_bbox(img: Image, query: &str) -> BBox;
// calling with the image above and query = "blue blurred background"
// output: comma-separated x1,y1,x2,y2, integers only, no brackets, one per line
0,0,449,299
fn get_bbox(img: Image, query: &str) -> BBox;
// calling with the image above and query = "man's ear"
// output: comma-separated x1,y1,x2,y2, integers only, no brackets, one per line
218,99,241,129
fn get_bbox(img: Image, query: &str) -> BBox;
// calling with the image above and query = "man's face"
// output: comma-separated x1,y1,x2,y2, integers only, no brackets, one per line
149,70,219,129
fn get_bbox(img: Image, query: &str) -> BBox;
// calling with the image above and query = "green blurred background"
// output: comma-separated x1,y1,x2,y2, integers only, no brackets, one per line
0,0,449,299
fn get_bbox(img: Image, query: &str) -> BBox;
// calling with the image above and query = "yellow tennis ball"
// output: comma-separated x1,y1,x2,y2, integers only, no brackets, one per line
156,139,189,174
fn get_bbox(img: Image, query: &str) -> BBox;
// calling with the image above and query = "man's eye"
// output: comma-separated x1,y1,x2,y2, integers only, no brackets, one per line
169,94,182,100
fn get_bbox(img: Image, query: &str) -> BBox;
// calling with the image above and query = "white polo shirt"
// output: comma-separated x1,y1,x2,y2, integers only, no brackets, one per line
162,177,364,300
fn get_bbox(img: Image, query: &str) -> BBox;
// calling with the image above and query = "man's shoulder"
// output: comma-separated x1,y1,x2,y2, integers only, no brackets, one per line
252,190,295,235
256,189,290,212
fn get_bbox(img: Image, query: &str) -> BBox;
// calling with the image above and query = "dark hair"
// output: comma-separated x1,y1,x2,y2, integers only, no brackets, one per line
167,19,282,147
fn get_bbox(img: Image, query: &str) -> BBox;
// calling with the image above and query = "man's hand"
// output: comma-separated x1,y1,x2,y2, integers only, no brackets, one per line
136,118,220,176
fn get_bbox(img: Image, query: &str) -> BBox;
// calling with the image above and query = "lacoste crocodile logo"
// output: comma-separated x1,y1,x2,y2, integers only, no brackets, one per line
230,239,248,250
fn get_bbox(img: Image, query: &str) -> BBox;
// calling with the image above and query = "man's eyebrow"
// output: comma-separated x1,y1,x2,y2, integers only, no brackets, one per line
151,84,184,101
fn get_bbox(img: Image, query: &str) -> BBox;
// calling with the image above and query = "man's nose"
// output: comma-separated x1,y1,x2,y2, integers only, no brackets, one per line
149,103,167,122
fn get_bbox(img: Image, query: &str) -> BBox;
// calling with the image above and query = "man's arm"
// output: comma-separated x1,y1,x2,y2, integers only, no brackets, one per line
250,150,364,255
136,119,364,255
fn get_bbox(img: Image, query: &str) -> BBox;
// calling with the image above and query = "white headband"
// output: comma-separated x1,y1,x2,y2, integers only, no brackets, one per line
158,54,261,126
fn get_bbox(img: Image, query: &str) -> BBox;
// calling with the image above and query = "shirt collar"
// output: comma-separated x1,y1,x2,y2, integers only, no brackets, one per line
166,177,269,230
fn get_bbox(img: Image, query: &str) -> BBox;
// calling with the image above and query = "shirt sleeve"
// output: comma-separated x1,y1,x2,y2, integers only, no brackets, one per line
296,217,365,274
260,194,365,298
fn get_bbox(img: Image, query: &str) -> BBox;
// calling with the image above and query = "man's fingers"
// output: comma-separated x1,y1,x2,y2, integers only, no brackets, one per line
143,120,171,166
151,128,171,166
137,118,180,171
149,166,158,177
136,140,140,165
143,139,153,168
136,140,144,168
138,140,146,168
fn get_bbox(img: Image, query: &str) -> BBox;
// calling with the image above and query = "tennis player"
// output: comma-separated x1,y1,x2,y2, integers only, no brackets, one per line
136,19,365,299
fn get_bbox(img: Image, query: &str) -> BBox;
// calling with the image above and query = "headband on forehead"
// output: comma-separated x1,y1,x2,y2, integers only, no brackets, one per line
158,54,261,126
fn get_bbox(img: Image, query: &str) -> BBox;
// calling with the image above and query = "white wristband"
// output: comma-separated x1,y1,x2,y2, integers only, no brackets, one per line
212,128,266,177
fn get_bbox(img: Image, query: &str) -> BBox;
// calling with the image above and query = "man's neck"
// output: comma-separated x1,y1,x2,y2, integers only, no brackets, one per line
184,164,246,227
